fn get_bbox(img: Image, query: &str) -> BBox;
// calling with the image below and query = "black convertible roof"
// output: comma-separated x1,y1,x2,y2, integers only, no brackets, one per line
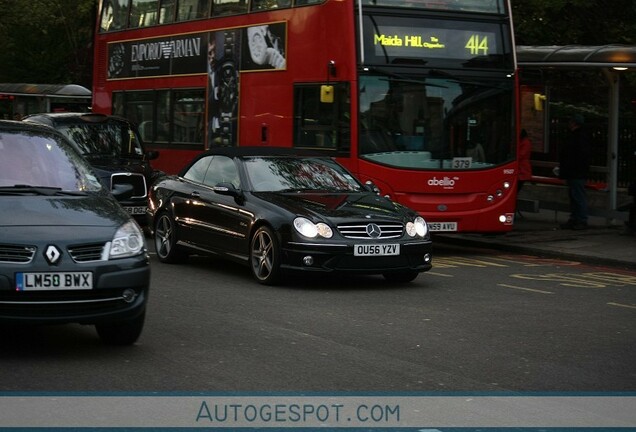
199,146,331,158
179,146,335,176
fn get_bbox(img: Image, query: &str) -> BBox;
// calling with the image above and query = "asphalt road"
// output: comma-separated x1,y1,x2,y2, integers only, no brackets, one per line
1,242,635,392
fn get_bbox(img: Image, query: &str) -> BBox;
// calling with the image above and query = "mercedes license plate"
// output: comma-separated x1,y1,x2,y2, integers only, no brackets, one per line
428,222,458,232
16,272,93,291
354,244,400,256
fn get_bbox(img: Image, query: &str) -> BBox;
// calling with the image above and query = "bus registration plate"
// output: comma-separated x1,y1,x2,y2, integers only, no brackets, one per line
428,222,458,232
354,244,400,256
16,272,93,291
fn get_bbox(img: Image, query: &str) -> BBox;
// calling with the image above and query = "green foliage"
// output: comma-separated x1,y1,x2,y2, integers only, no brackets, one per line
0,0,96,86
512,0,636,45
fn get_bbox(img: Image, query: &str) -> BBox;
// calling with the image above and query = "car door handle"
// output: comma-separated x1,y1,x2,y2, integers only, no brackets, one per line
190,191,201,197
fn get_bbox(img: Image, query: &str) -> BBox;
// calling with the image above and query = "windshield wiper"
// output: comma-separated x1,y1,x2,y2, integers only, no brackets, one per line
0,186,87,196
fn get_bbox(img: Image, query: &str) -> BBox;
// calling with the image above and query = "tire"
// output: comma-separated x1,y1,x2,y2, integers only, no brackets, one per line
249,226,281,285
96,312,145,346
154,212,186,263
383,271,419,283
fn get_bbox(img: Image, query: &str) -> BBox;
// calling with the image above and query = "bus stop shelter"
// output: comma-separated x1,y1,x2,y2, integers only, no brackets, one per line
516,45,636,215
0,83,91,119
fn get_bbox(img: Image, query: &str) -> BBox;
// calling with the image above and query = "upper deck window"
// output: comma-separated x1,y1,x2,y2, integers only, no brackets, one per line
359,0,506,14
100,0,131,32
213,0,248,16
250,0,291,11
159,0,177,23
177,0,211,20
130,0,159,28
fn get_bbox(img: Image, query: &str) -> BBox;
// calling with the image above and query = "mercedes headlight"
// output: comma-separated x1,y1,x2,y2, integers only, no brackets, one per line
406,216,428,238
293,217,333,239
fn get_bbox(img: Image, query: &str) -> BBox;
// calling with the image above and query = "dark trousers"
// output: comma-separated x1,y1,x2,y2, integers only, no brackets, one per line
566,178,588,223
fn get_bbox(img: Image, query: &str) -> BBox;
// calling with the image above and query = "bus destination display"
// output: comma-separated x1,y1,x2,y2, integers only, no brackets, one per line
372,26,497,60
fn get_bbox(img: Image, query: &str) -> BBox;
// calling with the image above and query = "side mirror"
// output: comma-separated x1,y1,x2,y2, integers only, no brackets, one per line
213,182,243,199
146,150,160,160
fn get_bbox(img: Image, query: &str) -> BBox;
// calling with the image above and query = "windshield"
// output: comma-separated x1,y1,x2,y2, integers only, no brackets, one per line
359,73,515,170
58,122,144,158
0,130,103,191
245,157,363,192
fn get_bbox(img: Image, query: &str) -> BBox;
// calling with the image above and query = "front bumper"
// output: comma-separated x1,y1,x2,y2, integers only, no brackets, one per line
0,256,150,325
281,240,432,274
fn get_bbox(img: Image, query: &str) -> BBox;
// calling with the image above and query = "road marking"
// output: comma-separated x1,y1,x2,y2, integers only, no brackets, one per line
427,272,454,277
607,302,636,310
434,257,508,268
491,256,542,266
493,255,582,267
510,272,636,288
498,283,554,294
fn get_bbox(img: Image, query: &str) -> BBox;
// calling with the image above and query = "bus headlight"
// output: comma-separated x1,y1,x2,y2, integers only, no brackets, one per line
293,217,333,239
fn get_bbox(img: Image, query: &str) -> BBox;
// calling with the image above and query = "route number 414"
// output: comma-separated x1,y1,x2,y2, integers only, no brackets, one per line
465,34,489,55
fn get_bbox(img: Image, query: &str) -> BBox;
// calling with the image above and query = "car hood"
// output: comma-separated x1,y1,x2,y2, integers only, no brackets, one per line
254,191,412,221
0,195,129,228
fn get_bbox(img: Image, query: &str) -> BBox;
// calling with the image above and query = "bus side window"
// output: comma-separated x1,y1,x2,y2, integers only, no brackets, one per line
294,0,322,5
100,0,131,32
251,0,290,10
129,0,159,27
213,0,248,15
159,0,176,24
176,0,210,21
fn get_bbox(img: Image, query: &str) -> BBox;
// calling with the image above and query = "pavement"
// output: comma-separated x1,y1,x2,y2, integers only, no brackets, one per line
434,208,636,270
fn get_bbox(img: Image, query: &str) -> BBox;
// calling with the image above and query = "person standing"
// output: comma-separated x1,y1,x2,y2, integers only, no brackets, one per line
558,114,591,230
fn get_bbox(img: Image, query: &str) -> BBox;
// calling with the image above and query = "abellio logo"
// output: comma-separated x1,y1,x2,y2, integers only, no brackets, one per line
428,176,457,188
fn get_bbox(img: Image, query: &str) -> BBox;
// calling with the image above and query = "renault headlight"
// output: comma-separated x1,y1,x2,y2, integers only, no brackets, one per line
108,220,145,259
293,217,333,239
406,216,428,238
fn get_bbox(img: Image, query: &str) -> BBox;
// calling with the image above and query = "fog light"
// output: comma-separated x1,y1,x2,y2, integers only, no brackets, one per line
122,289,137,303
303,256,314,266
498,215,507,223
424,253,431,263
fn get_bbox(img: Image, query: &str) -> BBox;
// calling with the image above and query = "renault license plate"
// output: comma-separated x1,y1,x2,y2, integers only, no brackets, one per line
16,272,93,291
354,244,400,256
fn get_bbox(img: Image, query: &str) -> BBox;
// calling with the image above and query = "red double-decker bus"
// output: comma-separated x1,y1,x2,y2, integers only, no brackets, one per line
93,0,519,233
